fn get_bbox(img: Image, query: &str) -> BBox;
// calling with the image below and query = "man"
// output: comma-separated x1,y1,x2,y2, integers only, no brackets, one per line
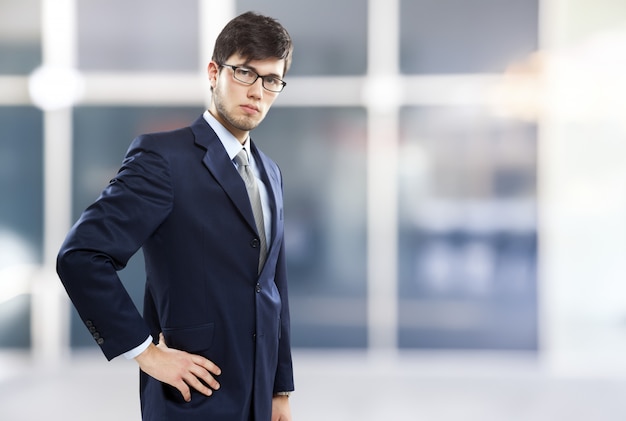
57,12,294,421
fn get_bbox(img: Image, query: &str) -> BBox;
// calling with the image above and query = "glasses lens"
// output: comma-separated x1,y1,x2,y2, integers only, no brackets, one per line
234,67,256,83
263,77,284,92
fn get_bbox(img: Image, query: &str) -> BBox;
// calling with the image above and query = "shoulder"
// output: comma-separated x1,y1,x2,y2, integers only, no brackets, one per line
129,126,194,153
126,115,213,158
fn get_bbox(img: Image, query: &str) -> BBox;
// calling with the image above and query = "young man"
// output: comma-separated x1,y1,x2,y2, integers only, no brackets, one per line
57,12,295,421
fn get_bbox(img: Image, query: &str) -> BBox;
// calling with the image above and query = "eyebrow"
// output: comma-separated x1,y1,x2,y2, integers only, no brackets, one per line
240,62,283,79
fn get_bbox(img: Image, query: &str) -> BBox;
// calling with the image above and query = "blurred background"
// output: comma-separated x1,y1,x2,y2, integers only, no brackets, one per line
1,0,626,419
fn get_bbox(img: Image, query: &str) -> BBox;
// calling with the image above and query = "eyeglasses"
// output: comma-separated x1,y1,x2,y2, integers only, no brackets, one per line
220,64,287,93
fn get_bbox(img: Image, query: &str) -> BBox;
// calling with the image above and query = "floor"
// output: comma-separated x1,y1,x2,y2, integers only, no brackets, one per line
1,349,626,420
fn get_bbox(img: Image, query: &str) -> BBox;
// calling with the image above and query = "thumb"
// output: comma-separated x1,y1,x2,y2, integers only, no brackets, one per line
157,332,168,348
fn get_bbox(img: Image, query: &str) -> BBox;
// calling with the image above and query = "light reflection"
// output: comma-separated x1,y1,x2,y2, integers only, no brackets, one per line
492,27,626,125
28,65,84,111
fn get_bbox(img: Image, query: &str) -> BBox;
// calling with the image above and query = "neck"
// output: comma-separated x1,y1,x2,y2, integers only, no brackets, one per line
207,107,249,144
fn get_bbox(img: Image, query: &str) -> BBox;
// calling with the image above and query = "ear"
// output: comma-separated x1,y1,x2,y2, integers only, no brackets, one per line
207,61,220,89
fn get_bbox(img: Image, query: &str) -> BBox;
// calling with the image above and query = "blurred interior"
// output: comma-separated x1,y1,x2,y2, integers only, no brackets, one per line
1,0,626,419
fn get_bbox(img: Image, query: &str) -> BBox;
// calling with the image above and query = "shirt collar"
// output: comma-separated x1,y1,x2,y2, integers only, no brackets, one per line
203,110,251,161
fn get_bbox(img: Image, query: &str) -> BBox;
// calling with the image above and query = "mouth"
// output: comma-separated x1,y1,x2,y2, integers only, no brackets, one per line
241,104,260,115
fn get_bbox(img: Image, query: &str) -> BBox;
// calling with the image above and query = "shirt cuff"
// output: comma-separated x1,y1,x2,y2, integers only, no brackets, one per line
274,391,292,397
123,335,153,359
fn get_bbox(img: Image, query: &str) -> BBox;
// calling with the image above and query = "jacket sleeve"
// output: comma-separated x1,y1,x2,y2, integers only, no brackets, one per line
273,173,295,394
56,137,172,360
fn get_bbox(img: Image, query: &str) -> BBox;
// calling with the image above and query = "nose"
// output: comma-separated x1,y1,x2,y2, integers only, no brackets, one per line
247,77,264,99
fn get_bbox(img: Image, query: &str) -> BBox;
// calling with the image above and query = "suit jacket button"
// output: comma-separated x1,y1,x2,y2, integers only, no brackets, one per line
85,320,94,327
92,332,100,339
88,326,97,333
96,338,105,345
256,283,262,293
250,238,259,248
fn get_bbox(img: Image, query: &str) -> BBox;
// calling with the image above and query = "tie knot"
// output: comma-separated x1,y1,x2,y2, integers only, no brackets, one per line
234,149,249,167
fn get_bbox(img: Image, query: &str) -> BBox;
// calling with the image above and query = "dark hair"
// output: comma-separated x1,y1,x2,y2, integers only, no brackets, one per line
212,12,293,76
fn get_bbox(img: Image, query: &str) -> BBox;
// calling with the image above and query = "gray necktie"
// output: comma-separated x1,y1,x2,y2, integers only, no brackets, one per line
234,149,267,272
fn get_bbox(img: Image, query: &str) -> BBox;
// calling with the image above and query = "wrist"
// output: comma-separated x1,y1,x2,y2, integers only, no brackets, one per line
134,342,156,365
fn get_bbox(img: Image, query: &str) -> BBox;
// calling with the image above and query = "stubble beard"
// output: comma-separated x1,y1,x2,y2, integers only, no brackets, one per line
213,86,262,133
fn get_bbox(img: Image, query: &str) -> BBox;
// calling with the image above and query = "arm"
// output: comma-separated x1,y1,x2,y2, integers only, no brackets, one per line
271,240,294,421
57,141,172,358
58,139,223,401
272,174,295,394
58,143,221,401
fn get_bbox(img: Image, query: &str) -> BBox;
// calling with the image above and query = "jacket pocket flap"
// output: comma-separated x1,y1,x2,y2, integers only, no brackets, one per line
162,323,215,353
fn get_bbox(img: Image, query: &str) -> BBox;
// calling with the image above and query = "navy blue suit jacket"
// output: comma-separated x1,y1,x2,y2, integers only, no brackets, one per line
57,115,294,420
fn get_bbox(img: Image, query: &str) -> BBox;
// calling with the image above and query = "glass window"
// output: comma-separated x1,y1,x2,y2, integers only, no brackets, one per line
0,106,43,348
237,0,367,76
253,107,369,347
0,0,41,74
398,106,538,349
0,107,44,261
77,0,199,72
400,0,539,74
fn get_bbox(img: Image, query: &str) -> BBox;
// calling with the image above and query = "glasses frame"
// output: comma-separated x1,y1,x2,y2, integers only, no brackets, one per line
220,64,287,93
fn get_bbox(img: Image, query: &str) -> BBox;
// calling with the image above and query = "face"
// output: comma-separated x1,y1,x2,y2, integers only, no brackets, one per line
208,54,285,143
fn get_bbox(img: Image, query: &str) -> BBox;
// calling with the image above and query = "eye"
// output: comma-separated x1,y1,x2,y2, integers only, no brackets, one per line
264,76,280,87
236,68,253,77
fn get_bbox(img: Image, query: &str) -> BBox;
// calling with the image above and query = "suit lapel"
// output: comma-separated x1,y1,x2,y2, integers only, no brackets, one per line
190,116,257,233
251,142,282,255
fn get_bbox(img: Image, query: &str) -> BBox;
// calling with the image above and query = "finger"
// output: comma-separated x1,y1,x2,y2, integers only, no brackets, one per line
158,333,166,347
173,378,192,402
183,372,214,397
192,355,222,376
189,364,220,391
